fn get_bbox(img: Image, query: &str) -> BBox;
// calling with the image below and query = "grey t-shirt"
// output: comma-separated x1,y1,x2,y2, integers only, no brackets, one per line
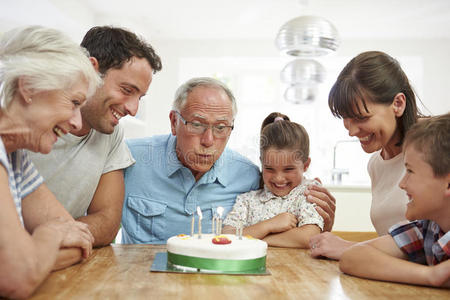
28,125,135,219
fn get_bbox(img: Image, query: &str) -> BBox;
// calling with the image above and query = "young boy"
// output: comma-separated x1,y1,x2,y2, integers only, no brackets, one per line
339,113,450,287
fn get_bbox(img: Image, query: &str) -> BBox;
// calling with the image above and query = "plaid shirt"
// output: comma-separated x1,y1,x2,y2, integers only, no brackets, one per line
389,220,450,266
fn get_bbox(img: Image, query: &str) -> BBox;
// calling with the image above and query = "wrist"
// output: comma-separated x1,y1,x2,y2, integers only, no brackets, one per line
425,265,440,287
262,219,274,235
33,224,63,245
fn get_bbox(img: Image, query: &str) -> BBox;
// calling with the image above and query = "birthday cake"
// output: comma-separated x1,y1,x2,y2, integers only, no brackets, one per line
166,234,267,272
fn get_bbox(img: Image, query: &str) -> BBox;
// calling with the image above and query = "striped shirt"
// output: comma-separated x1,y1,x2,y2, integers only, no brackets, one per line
0,139,44,224
389,220,450,266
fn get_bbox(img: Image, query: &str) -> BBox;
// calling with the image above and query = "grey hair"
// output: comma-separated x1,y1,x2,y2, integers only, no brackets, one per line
0,25,102,108
172,77,237,117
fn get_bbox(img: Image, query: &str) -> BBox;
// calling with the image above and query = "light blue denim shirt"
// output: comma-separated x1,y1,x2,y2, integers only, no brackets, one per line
121,134,260,244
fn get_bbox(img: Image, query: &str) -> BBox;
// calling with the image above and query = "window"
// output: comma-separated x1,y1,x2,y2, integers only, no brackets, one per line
178,56,423,186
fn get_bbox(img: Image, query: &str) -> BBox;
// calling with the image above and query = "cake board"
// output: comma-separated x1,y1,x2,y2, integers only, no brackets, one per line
150,252,270,275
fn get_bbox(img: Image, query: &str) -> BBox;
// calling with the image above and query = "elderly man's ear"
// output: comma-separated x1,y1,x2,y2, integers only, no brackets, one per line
89,57,100,72
169,110,178,136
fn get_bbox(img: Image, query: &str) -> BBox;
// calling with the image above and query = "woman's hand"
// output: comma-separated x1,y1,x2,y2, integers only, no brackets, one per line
266,212,298,233
41,218,94,259
309,232,354,260
305,181,336,232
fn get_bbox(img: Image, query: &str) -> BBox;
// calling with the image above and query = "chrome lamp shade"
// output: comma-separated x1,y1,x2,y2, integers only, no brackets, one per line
275,15,340,57
280,59,326,85
284,85,318,104
281,59,326,104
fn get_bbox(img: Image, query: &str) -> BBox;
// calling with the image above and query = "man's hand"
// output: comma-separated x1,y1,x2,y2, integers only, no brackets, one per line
305,180,336,232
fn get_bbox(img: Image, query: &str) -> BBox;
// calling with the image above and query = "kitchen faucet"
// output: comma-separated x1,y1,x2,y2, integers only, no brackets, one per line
332,139,358,184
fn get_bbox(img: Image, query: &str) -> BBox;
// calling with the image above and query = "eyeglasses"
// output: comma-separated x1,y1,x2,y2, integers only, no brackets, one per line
174,111,234,138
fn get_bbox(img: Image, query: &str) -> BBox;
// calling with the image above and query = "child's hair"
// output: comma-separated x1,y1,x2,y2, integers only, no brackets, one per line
260,112,309,163
403,113,450,177
328,51,421,145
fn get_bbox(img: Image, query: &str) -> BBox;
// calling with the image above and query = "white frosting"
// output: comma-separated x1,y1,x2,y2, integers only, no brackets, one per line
167,234,267,260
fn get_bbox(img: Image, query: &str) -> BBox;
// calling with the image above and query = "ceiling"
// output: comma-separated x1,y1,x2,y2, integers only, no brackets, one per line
1,0,450,42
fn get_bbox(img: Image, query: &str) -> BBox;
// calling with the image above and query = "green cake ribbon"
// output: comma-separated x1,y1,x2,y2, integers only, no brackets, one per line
167,252,266,272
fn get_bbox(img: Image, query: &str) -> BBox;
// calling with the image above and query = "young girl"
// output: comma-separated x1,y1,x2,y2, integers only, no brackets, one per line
223,112,323,248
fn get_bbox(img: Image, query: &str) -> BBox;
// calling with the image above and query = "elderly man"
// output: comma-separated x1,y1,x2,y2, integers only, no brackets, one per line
29,26,162,254
121,77,336,244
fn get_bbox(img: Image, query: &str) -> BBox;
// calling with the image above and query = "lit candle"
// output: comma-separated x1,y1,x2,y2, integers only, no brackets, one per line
191,213,195,237
217,206,224,235
212,215,216,235
197,206,203,239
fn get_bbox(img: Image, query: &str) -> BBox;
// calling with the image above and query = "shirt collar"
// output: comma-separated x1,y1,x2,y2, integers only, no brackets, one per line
260,180,308,203
260,185,289,203
166,135,183,177
165,135,228,187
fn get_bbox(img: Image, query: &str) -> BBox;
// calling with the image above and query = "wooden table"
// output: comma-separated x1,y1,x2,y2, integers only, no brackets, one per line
29,243,449,300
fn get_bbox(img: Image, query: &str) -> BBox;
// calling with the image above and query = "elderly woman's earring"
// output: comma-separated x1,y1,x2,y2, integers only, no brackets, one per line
26,97,32,104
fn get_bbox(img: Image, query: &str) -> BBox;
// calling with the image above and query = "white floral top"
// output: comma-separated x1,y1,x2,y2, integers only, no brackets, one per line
223,178,324,231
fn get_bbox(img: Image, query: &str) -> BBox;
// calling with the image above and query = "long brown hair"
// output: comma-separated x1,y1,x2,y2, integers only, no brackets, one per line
328,51,421,145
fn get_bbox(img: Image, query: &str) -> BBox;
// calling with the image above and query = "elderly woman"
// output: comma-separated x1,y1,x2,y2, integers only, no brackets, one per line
0,26,101,298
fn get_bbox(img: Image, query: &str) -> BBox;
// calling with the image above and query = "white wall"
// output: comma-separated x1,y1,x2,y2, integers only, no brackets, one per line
128,37,450,139
120,37,450,232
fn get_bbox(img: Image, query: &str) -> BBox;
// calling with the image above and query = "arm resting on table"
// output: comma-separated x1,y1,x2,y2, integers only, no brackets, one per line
77,170,125,247
21,184,85,269
223,221,272,240
340,235,450,287
263,225,320,248
53,248,83,271
0,168,62,299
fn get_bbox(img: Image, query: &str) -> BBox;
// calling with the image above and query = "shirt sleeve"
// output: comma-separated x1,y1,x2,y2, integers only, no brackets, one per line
296,200,324,231
18,150,44,198
290,180,324,231
103,125,136,174
389,221,426,265
223,192,250,228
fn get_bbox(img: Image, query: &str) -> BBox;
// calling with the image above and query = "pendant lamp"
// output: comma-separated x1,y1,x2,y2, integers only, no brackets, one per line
275,15,340,57
275,15,339,103
280,59,326,85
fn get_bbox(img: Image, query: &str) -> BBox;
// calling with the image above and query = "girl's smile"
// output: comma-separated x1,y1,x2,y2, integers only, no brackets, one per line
262,147,310,197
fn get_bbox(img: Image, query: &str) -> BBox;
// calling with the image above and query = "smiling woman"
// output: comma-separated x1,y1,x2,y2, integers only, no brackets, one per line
0,25,101,299
328,51,423,234
0,26,102,153
309,51,424,261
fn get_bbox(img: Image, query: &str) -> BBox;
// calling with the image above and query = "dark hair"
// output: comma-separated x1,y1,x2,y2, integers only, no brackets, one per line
328,51,421,145
403,113,450,177
260,112,309,163
81,26,162,74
